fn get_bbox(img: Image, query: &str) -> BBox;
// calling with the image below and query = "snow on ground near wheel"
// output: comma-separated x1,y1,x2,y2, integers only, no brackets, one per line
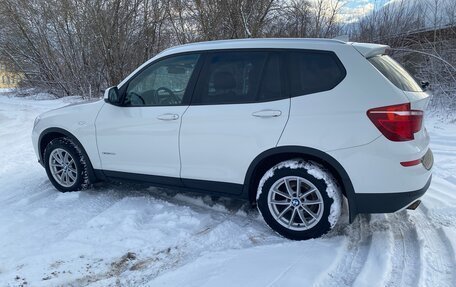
0,92,455,286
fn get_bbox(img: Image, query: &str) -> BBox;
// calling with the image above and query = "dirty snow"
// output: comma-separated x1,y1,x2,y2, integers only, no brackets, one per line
0,91,455,286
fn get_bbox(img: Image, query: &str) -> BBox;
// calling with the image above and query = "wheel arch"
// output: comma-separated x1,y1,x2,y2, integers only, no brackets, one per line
243,146,358,223
38,127,98,182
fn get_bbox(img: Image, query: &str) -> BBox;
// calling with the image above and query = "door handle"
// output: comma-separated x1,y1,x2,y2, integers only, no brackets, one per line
252,109,282,118
157,113,179,121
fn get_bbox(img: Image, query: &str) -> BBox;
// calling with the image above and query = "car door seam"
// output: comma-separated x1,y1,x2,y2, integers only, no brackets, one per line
276,97,291,147
94,102,106,170
178,105,191,182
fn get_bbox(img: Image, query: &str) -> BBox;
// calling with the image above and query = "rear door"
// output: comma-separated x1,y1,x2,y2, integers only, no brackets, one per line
179,50,290,193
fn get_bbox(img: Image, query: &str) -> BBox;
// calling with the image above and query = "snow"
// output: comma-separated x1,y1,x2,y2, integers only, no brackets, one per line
352,215,394,287
1,91,456,286
151,239,344,287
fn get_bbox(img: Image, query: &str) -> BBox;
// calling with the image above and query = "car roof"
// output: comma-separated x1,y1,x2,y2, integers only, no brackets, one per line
157,38,347,57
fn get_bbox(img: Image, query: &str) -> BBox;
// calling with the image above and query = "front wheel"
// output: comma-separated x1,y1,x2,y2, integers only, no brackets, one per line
44,137,90,192
256,160,342,240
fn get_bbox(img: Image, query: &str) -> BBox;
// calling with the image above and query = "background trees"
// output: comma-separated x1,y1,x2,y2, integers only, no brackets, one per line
0,0,347,97
0,0,454,112
0,0,174,97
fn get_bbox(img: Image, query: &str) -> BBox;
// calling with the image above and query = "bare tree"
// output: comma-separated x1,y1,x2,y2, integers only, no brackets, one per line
0,0,349,98
312,0,345,38
0,0,172,97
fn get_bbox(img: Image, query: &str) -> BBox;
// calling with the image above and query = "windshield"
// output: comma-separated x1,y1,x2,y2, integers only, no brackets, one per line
368,55,422,92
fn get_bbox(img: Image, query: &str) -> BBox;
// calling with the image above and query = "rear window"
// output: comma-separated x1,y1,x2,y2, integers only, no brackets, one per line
193,51,267,105
368,55,422,92
192,51,286,105
289,51,346,97
258,53,284,102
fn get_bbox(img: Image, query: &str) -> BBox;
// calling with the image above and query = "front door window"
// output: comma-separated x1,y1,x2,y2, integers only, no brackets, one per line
124,54,200,106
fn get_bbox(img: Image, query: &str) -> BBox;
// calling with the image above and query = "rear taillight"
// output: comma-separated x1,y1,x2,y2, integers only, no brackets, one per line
367,103,423,142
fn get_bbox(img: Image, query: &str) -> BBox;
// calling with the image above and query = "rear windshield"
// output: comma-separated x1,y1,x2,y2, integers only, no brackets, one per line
368,55,422,92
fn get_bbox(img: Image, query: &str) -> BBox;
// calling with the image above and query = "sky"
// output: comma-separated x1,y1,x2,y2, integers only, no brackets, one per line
339,0,388,23
339,0,454,26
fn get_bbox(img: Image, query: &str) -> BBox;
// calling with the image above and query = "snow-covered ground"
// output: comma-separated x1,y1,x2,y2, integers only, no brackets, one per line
0,91,455,287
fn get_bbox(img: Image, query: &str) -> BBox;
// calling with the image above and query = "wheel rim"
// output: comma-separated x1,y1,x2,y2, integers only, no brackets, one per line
49,148,78,187
267,176,324,231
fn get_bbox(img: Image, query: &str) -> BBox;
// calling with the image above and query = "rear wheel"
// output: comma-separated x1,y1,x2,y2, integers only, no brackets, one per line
44,138,90,192
257,160,342,240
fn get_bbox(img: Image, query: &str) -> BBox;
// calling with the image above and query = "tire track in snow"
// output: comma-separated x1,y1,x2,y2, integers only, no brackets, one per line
317,214,372,287
349,213,394,287
132,191,279,284
67,187,280,286
412,206,456,287
385,211,421,287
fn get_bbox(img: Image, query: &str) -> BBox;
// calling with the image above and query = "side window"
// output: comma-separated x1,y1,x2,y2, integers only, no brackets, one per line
258,53,284,102
289,51,346,97
193,51,269,105
124,54,199,106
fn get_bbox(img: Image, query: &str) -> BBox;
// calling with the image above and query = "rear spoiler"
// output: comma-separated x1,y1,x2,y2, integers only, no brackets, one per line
349,42,390,58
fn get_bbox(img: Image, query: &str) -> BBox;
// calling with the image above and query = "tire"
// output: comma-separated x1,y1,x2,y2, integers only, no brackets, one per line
43,137,91,192
256,160,342,240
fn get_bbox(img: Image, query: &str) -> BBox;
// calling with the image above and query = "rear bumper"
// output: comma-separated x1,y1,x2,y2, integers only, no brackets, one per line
353,175,431,214
328,133,433,222
328,136,432,195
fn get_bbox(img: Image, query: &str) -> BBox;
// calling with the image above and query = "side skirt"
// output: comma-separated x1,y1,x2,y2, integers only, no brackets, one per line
95,169,247,199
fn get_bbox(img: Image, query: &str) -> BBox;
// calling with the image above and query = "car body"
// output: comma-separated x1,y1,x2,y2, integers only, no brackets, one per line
32,38,433,239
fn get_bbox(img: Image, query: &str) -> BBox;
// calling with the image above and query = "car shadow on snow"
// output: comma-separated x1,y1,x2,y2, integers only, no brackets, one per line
89,179,259,218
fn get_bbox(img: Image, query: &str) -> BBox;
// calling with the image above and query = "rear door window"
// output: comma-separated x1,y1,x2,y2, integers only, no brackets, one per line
288,51,346,97
258,53,285,102
192,51,286,105
193,51,266,105
368,55,422,92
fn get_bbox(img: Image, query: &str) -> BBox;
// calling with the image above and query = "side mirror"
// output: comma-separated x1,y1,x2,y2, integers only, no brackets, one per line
421,81,430,91
104,86,121,105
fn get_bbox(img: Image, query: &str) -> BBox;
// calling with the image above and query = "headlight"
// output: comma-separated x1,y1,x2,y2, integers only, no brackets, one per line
33,116,41,128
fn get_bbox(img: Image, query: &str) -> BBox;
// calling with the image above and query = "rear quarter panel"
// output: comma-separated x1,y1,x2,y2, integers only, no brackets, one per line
278,45,410,152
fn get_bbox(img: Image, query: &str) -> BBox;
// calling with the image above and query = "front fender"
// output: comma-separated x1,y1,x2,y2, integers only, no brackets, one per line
37,127,98,183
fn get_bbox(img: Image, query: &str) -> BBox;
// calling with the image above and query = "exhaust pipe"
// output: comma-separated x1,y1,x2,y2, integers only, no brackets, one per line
406,200,421,210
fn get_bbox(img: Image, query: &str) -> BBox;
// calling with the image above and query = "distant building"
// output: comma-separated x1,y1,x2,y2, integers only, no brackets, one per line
0,62,22,88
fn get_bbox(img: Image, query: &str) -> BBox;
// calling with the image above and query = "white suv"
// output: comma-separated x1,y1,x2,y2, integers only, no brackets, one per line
32,39,433,240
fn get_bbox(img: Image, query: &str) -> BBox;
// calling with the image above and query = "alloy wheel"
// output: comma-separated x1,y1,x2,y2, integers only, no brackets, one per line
49,148,78,187
267,176,324,231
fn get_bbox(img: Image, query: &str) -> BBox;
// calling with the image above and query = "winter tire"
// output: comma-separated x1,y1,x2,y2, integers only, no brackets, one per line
44,137,90,192
257,160,342,240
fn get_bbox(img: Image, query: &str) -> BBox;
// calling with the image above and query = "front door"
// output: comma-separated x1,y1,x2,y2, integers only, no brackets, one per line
96,53,201,179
